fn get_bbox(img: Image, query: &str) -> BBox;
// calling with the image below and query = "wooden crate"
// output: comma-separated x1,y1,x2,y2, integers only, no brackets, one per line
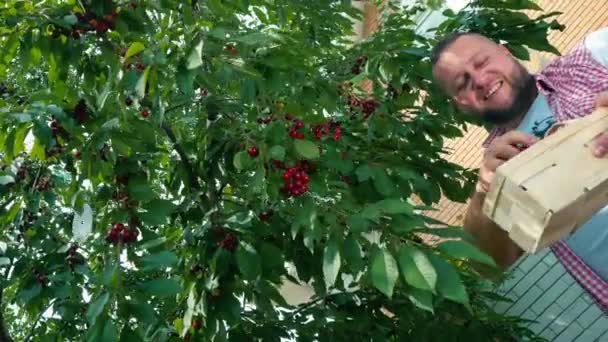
482,109,608,254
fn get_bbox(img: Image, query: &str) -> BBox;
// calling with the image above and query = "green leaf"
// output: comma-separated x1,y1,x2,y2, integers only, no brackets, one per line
140,199,177,225
0,175,15,185
187,40,204,70
127,178,156,202
322,236,341,289
398,245,437,293
234,32,278,46
506,44,530,60
268,145,286,160
235,243,262,280
87,292,110,324
438,240,496,267
428,253,470,309
355,165,372,182
372,168,394,196
375,199,413,215
342,236,363,272
370,248,399,298
407,287,434,313
0,257,9,267
135,66,150,98
233,151,250,171
294,140,319,159
139,278,182,297
140,251,179,271
103,263,119,289
102,319,118,341
125,42,146,60
18,284,41,305
347,215,369,233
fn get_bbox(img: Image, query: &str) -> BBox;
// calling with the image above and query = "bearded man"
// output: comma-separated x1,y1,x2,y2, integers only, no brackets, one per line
431,28,608,315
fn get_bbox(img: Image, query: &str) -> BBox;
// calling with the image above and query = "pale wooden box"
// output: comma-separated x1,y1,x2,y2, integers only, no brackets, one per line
482,109,608,254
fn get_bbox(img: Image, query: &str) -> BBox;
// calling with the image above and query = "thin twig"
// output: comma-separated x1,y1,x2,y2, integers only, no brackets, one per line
161,124,200,191
283,292,340,321
24,299,55,342
29,166,42,194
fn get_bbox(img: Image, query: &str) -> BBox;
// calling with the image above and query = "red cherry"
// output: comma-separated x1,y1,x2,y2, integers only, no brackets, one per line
295,132,305,139
258,210,273,222
201,89,208,96
302,174,310,183
141,109,150,118
271,160,285,169
113,223,125,231
247,146,259,157
289,130,299,139
294,120,304,129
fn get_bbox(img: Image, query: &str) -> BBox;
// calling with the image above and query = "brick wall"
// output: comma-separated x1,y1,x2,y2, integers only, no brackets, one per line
430,0,608,226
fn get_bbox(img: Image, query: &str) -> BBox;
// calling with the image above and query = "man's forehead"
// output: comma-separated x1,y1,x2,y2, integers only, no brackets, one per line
439,35,494,63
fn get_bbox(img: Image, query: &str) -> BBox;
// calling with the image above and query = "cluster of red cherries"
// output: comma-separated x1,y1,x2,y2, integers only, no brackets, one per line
281,165,311,197
312,121,342,141
106,223,139,245
289,119,306,140
34,269,49,287
214,228,238,252
348,95,378,118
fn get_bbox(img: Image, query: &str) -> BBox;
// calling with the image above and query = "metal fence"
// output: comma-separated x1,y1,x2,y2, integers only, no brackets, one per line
492,249,608,341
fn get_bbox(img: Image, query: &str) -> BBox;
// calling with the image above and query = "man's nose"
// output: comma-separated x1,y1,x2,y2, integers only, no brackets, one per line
472,71,491,93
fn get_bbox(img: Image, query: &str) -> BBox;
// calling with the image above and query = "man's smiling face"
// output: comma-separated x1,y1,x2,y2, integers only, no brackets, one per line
433,34,536,125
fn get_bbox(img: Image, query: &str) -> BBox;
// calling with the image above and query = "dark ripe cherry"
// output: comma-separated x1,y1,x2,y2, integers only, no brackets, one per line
294,120,304,129
247,146,259,157
125,97,133,106
192,319,202,330
201,89,208,96
258,210,273,222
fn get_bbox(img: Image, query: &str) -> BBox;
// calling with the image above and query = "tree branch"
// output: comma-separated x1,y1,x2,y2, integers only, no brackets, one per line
161,123,200,191
24,299,55,342
283,292,342,322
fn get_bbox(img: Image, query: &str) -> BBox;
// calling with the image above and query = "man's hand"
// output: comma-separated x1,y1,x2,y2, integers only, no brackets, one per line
477,131,538,193
591,92,608,157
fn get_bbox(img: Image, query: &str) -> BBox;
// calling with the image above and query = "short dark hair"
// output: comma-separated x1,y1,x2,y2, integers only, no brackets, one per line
430,31,477,66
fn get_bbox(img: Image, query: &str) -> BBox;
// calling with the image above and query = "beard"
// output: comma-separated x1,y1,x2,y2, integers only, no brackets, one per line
482,67,538,126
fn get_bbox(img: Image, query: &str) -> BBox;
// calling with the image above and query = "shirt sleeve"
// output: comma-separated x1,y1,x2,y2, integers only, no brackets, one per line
584,27,608,67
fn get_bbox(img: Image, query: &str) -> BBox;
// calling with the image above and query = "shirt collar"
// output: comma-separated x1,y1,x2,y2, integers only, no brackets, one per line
534,73,556,95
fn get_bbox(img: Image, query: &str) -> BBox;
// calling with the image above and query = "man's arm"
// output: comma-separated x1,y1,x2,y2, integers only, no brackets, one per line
463,191,524,269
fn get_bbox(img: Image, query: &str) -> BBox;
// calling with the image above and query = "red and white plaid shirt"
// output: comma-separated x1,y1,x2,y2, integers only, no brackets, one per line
483,43,608,311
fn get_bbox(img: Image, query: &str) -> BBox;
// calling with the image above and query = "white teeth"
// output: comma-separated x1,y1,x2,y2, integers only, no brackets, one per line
485,81,502,100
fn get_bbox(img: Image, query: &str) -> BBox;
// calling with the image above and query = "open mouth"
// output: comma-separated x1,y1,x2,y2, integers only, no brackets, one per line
484,80,503,100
